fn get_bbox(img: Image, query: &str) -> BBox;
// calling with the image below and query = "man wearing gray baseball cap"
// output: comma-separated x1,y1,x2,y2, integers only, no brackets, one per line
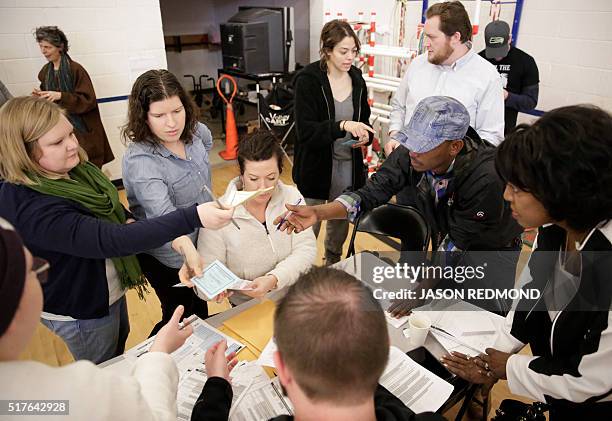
276,96,522,313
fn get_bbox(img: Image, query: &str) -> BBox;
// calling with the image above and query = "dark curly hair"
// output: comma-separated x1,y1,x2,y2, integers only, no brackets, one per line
34,26,69,53
495,105,612,232
122,69,199,146
237,130,284,175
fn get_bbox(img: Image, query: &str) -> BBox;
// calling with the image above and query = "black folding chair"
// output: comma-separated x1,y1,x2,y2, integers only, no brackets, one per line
346,203,430,259
258,83,295,166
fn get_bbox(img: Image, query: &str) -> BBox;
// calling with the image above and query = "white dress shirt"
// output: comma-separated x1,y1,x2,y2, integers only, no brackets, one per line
389,49,505,145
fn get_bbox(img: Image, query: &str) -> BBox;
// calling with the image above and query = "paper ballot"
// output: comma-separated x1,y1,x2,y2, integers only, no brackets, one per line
380,346,453,413
230,377,293,421
176,361,271,421
256,338,278,368
191,260,243,299
223,186,274,208
416,308,503,357
106,318,245,383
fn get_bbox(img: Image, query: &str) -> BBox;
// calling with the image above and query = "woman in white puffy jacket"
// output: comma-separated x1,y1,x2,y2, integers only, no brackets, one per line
197,131,317,303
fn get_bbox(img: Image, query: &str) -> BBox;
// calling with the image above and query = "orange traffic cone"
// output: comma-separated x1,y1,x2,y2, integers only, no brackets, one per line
217,75,239,160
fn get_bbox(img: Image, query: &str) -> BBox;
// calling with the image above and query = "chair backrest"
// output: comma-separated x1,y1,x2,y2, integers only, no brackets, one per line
346,203,430,257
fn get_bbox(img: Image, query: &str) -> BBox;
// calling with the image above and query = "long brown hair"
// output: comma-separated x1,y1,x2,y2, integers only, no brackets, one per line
122,69,199,146
319,19,361,71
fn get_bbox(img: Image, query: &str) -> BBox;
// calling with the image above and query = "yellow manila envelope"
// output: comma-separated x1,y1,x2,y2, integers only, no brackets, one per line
222,299,276,353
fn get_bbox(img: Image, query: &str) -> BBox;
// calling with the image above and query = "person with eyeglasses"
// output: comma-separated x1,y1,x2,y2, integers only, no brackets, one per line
440,105,612,420
0,96,234,364
0,218,193,420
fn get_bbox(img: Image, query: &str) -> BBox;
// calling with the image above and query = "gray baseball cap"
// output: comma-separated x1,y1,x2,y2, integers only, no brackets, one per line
395,96,470,153
484,20,510,59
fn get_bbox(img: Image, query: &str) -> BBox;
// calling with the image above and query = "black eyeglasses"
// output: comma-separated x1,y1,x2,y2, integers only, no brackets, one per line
32,257,50,284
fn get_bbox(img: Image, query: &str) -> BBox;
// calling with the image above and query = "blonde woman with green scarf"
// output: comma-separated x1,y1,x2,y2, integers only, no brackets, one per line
0,96,234,364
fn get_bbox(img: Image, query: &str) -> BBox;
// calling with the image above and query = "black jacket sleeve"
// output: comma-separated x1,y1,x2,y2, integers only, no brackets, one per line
355,147,413,212
191,377,233,421
294,75,344,150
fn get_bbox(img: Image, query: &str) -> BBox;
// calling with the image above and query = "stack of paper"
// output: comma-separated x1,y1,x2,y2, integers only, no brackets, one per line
230,377,293,420
417,309,503,356
102,318,246,384
176,360,273,421
380,346,453,413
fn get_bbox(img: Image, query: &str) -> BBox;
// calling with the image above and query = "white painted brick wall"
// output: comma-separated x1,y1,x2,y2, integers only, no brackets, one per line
517,0,612,119
311,0,612,126
0,0,167,180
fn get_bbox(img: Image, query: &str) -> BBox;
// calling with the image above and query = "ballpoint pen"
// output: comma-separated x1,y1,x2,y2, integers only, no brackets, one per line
276,197,302,230
430,324,454,337
428,325,484,355
202,184,241,230
178,314,198,330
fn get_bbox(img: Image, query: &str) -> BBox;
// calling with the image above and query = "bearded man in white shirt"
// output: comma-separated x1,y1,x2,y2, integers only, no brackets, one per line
385,1,505,157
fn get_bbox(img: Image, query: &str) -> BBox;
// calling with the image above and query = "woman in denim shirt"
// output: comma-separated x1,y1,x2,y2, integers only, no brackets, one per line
122,70,214,336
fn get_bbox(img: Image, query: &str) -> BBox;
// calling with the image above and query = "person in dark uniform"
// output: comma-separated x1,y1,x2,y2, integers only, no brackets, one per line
479,20,540,134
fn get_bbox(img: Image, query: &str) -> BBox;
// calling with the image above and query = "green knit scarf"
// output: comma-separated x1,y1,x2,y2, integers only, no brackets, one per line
27,162,148,298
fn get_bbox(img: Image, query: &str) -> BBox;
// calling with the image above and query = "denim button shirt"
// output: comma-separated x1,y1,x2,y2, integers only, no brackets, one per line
122,122,213,268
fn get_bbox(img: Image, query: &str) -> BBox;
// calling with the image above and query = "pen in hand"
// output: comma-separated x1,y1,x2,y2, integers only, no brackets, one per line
202,184,241,230
178,314,198,330
276,198,303,231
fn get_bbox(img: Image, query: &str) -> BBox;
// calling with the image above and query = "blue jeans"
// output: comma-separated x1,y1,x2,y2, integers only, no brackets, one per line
40,296,130,364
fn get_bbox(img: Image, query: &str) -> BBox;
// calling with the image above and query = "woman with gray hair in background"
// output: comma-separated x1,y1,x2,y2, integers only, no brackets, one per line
0,79,12,108
33,26,114,168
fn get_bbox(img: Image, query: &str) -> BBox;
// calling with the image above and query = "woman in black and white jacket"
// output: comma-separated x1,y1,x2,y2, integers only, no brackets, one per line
441,105,612,420
292,19,373,265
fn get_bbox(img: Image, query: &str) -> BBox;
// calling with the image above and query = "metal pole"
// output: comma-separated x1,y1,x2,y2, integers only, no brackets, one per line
512,0,524,45
421,0,428,24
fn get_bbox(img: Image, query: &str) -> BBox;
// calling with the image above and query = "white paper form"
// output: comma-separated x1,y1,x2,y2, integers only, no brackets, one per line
172,319,245,378
176,361,270,421
120,318,245,382
380,346,453,413
192,260,243,299
230,378,293,421
177,368,208,420
256,338,278,368
414,305,503,357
